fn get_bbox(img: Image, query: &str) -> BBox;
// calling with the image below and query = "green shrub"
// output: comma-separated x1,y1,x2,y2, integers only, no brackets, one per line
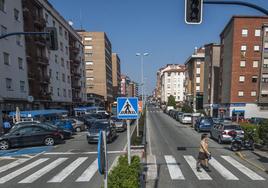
167,95,176,108
240,123,261,144
182,104,193,113
259,120,268,145
107,155,141,188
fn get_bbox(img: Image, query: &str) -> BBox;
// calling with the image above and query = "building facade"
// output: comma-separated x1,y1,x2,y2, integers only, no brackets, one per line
184,47,205,111
160,64,185,104
112,53,121,99
219,16,268,119
77,31,113,109
203,43,221,117
120,74,130,97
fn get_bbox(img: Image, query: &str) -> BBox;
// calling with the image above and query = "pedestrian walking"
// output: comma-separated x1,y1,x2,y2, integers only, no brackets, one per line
196,133,211,172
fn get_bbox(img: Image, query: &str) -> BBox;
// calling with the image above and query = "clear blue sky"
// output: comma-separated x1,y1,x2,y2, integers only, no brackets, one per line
49,0,268,94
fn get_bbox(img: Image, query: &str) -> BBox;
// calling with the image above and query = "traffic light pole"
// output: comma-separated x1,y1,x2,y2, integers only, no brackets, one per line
203,0,268,16
0,32,49,40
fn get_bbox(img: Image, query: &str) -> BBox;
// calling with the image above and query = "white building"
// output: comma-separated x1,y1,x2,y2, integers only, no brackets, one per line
160,64,185,103
0,0,29,112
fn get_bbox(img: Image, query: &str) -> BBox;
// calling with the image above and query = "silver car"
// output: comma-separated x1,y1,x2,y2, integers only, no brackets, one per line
210,122,244,144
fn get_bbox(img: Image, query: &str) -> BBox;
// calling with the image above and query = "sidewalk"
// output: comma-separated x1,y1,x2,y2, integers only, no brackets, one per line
238,149,268,172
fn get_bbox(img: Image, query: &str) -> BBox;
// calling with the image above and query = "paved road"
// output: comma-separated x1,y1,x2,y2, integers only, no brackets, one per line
146,106,268,188
0,124,136,188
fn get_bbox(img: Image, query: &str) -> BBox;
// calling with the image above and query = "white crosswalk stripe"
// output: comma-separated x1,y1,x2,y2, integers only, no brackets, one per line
184,155,212,180
19,158,68,183
222,156,265,180
0,158,29,174
48,157,88,183
209,157,238,180
164,155,185,180
0,158,49,184
76,159,98,182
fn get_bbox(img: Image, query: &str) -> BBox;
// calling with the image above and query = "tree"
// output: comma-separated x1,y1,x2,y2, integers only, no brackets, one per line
167,95,176,108
182,103,193,113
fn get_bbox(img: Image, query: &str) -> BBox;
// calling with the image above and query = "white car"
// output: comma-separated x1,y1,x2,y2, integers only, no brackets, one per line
180,113,192,124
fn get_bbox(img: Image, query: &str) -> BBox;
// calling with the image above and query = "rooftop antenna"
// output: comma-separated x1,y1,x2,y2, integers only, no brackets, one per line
79,9,83,30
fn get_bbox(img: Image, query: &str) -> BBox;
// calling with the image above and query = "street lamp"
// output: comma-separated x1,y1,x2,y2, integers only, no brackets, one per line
136,52,149,110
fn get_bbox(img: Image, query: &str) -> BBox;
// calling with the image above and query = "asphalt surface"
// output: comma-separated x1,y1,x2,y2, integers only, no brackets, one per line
146,106,268,188
0,124,136,188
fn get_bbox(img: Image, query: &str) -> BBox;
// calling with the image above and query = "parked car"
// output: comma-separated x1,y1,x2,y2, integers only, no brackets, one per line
63,118,86,132
180,113,192,124
210,122,244,144
194,117,214,132
87,120,117,144
0,124,63,150
175,112,183,121
111,116,127,132
53,120,75,133
82,113,106,129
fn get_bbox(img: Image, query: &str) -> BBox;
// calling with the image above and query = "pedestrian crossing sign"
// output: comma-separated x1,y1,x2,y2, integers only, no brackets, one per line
117,97,138,119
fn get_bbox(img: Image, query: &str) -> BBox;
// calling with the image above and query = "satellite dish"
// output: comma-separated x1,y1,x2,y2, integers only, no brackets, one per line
68,20,73,26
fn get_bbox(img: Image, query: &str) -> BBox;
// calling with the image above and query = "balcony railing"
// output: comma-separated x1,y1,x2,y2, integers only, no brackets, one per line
73,85,81,90
34,36,47,46
70,46,80,54
39,75,50,84
36,56,49,66
33,16,46,28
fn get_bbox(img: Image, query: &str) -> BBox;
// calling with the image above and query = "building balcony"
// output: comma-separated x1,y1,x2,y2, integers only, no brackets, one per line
36,56,49,66
70,46,80,54
28,72,35,80
39,75,50,85
33,16,46,28
73,85,81,90
71,70,82,78
71,59,80,66
34,36,47,46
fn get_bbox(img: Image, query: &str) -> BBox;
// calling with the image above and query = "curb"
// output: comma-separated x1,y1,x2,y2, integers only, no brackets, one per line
235,151,267,172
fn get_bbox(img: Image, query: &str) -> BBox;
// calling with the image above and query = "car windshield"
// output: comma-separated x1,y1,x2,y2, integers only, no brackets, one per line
224,125,241,130
184,115,191,117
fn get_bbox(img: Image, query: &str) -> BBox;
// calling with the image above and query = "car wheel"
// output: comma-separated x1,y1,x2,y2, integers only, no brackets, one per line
76,127,81,132
0,140,9,150
218,137,222,144
44,137,55,146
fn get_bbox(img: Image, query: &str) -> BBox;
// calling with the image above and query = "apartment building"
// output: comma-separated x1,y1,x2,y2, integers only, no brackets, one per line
219,16,268,119
155,69,163,101
78,31,113,108
160,64,185,104
203,43,221,117
184,47,205,111
112,53,121,99
0,0,29,127
127,81,139,97
120,74,131,97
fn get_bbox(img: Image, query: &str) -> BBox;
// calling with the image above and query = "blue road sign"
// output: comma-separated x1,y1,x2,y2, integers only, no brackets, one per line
117,97,138,119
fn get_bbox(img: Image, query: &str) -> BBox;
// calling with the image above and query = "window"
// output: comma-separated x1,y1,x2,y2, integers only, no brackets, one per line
63,89,66,97
262,74,268,83
20,81,25,92
67,76,70,83
62,73,65,82
61,58,64,67
59,26,62,35
66,61,69,69
85,45,93,50
0,0,5,12
265,28,268,37
196,86,200,91
85,37,92,41
16,35,22,46
18,57,23,69
239,76,245,82
85,53,93,58
68,90,71,98
5,78,12,90
167,84,170,89
1,25,7,36
64,31,67,40
167,78,170,83
238,91,244,97
65,46,68,55
196,68,200,74
196,77,200,83
56,72,59,80
85,61,93,65
264,42,268,50
253,60,259,68
3,52,9,65
255,29,261,36
53,20,56,27
57,88,60,96
241,45,247,51
254,45,260,52
45,13,48,23
251,91,257,97
264,59,268,68
55,55,58,63
242,29,248,37
196,60,201,65
14,9,19,21
252,76,258,83
50,87,53,96
168,72,171,76
60,42,63,51
49,69,52,78
240,60,246,67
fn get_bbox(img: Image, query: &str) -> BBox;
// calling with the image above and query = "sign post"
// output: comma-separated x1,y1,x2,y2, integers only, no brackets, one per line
117,97,139,165
98,130,108,188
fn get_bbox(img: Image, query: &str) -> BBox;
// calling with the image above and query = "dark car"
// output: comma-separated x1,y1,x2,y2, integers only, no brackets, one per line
87,120,117,144
12,122,72,140
111,116,127,132
195,117,214,132
0,124,63,150
83,114,106,129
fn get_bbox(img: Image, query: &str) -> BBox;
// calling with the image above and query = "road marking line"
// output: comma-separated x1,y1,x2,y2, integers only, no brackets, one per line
184,155,212,180
76,159,98,182
164,155,185,180
48,157,87,183
221,156,265,180
147,110,152,155
19,158,67,183
0,158,49,184
0,158,29,174
209,157,238,180
147,155,157,180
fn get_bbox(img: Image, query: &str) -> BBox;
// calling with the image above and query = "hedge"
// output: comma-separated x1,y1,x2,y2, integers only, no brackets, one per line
107,155,141,188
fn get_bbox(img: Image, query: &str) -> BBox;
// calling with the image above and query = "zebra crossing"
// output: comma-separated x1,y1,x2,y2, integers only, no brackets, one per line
0,157,99,184
0,154,266,185
148,155,266,181
148,110,162,113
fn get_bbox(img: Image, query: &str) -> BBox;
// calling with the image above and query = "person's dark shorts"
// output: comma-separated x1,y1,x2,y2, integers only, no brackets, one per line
198,152,207,160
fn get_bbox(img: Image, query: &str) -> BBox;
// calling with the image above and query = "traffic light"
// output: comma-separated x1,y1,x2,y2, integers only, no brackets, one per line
185,0,203,24
45,27,58,50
